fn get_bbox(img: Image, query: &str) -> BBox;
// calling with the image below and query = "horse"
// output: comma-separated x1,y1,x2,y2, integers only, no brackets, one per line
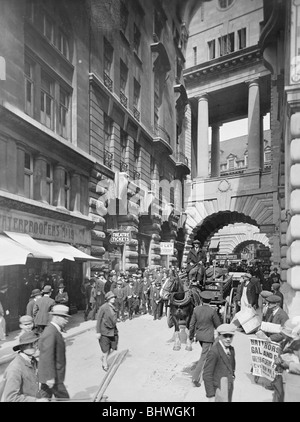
160,271,202,351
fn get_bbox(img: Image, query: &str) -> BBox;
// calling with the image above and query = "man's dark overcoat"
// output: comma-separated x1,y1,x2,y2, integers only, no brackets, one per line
203,341,236,401
38,323,67,384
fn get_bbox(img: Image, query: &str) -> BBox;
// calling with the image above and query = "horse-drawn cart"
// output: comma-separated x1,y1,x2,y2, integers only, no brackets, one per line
202,269,241,323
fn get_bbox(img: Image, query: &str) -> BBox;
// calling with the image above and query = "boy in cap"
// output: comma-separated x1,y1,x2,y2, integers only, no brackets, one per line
38,305,71,399
96,291,118,371
257,295,289,343
19,315,34,337
1,331,48,402
203,323,236,402
189,290,221,387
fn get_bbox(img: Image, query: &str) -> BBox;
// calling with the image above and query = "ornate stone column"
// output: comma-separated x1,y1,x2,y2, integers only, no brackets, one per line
247,79,261,170
197,94,209,178
211,123,221,177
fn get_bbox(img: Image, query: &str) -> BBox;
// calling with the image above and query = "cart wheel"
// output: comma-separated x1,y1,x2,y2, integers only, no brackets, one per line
254,376,259,384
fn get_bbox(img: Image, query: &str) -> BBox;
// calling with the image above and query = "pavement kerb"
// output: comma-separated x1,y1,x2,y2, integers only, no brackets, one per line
0,321,95,367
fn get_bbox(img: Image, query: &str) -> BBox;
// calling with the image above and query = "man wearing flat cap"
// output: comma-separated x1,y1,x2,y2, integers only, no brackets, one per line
38,305,71,399
1,331,48,402
235,273,261,313
258,295,289,343
96,291,118,372
203,323,236,402
186,239,206,284
189,290,221,387
271,283,284,309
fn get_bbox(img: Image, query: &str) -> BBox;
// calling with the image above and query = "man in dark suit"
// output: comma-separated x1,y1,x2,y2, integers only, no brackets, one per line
33,285,56,333
26,289,42,319
38,305,71,399
186,239,206,283
203,323,236,402
189,290,221,387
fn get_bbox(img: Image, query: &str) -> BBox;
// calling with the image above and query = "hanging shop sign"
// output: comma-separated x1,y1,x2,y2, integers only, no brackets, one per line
215,254,238,260
110,231,131,245
160,242,174,255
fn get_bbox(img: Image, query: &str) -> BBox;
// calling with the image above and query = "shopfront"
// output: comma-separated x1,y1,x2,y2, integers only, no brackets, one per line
0,208,97,331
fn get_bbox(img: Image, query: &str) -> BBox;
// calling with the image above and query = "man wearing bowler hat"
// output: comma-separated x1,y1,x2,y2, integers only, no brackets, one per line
33,285,56,334
186,239,206,284
1,331,48,402
38,304,71,399
26,288,42,319
96,291,118,372
189,290,221,387
203,323,236,402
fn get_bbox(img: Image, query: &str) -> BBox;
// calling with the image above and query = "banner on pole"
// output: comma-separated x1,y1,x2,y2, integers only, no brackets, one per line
249,337,280,381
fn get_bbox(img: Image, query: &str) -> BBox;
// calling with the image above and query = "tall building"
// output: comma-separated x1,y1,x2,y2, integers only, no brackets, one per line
0,0,190,328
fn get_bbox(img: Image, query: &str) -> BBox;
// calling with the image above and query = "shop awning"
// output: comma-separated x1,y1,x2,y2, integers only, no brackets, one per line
36,240,99,261
4,232,72,262
209,239,220,249
0,234,50,266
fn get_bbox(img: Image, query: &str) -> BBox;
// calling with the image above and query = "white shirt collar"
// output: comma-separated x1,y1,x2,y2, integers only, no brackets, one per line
50,321,62,332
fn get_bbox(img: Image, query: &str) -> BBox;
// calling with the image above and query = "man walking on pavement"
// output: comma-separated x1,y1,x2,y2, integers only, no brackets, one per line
189,290,221,387
96,291,119,372
33,285,56,334
38,304,71,400
26,289,42,319
203,323,236,402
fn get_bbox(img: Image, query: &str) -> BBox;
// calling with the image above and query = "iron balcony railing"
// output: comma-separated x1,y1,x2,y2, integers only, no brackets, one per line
133,106,140,121
103,71,113,92
104,149,113,168
120,91,128,108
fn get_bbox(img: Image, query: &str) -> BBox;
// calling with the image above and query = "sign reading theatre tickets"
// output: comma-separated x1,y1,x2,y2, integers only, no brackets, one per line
110,231,131,245
249,337,281,381
160,242,174,255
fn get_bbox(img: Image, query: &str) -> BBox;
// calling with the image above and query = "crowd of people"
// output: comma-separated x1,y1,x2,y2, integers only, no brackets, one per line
80,267,176,323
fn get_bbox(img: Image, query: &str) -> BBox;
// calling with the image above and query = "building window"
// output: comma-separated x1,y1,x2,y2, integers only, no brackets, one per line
218,33,234,56
25,0,34,22
43,13,54,43
264,147,272,163
120,129,127,162
238,28,246,50
104,38,114,91
193,46,197,66
58,87,70,138
133,24,141,56
24,152,33,199
58,30,69,59
133,78,141,121
244,151,248,167
228,156,235,170
46,162,53,204
40,70,54,129
120,60,128,108
134,141,140,166
218,0,234,9
120,1,129,35
24,58,34,116
104,113,112,149
208,40,216,60
64,170,70,209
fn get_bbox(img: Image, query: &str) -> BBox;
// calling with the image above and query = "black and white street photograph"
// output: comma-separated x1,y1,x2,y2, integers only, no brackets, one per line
0,0,300,406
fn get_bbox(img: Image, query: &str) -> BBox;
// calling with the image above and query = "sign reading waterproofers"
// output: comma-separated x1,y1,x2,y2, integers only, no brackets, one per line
110,231,131,245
